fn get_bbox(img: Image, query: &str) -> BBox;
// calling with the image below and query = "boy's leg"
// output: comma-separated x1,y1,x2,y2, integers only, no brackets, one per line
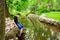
19,28,23,36
16,23,23,36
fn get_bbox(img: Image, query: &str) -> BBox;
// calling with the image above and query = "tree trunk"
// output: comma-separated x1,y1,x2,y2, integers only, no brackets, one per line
5,0,10,17
0,0,5,40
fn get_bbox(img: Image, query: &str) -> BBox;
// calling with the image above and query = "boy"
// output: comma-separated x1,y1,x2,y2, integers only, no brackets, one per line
13,13,23,37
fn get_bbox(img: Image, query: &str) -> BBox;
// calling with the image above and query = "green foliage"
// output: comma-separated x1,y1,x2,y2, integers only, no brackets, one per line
45,12,60,20
6,0,29,15
50,0,60,11
6,0,60,15
36,0,60,14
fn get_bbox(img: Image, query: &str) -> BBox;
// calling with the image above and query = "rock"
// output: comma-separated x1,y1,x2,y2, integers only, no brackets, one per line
27,14,39,19
49,19,55,25
58,21,60,26
39,14,60,27
40,14,46,17
54,21,58,26
45,19,50,23
5,27,19,40
39,14,46,22
9,39,14,40
54,21,60,27
39,17,45,22
5,17,19,40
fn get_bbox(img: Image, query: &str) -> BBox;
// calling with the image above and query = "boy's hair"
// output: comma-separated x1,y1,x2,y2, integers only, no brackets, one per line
17,13,21,16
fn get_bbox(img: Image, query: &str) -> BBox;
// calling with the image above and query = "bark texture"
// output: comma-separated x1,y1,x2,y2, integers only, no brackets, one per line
0,0,5,40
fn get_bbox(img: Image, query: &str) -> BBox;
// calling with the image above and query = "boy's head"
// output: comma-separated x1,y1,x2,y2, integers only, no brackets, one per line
16,13,21,18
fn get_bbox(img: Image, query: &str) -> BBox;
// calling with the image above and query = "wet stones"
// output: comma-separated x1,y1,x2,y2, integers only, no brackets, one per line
27,14,39,19
39,14,60,27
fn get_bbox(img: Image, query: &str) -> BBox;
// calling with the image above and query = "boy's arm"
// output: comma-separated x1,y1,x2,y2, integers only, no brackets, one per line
12,19,17,27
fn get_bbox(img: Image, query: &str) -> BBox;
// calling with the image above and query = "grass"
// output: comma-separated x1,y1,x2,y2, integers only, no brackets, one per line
45,12,60,20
